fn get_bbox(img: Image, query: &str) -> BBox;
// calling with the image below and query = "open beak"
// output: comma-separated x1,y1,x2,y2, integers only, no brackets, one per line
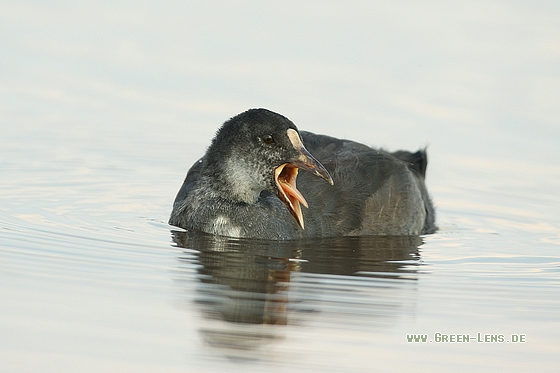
274,129,334,229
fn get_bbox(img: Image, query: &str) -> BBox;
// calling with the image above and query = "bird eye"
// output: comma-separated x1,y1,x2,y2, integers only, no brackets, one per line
262,135,274,144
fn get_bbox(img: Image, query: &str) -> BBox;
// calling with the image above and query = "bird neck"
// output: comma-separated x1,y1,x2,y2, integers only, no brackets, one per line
200,158,265,205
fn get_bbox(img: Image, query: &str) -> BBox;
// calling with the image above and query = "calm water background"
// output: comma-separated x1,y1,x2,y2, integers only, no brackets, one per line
1,1,559,372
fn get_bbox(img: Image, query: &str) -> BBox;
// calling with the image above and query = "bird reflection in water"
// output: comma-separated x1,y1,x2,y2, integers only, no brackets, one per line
172,231,423,354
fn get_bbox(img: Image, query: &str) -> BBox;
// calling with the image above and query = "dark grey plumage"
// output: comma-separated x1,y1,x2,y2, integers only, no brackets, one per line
169,108,435,239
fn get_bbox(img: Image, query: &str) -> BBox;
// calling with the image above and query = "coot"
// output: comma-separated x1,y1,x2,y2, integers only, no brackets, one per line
169,108,435,239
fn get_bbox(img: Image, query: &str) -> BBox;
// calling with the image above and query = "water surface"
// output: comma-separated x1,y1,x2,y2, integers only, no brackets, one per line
2,118,559,372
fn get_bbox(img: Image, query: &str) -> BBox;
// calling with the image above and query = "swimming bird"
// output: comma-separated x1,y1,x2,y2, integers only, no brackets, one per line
169,108,435,239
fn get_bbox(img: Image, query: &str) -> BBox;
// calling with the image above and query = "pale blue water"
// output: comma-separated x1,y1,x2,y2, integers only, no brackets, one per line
1,1,560,372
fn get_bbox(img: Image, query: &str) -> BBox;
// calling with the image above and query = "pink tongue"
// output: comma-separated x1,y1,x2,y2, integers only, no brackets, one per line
280,181,308,208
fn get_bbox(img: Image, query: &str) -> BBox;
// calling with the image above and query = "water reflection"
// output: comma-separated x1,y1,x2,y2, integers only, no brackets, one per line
172,231,423,354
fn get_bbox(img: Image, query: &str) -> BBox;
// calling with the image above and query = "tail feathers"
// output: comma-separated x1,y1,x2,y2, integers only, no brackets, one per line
391,149,428,179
